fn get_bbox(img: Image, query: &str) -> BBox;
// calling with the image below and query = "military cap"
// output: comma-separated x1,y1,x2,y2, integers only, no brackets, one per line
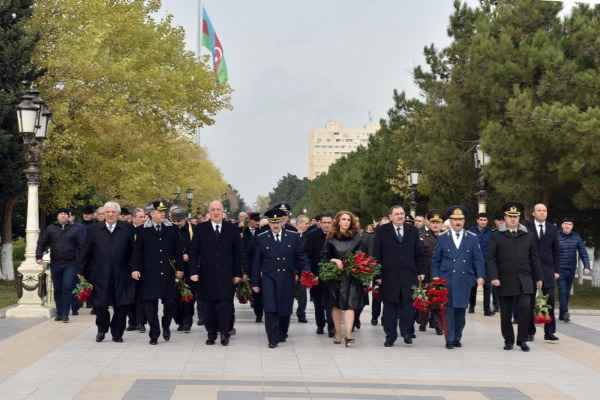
561,216,575,224
503,202,522,217
264,208,286,223
272,203,291,215
82,205,96,215
426,210,444,223
56,207,71,215
152,201,168,212
446,205,467,220
121,207,131,216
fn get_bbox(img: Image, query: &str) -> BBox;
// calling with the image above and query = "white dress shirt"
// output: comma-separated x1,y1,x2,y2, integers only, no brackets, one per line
451,229,464,249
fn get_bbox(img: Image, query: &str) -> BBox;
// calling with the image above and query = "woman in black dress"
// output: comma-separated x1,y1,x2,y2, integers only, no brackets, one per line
322,211,367,347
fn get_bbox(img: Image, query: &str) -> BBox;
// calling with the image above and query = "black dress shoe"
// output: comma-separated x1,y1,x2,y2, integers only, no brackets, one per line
126,325,137,332
446,342,455,349
316,327,324,335
454,340,462,348
435,328,443,336
419,325,426,332
138,325,146,333
403,337,413,345
484,310,493,316
90,309,96,315
525,334,534,342
63,316,70,323
255,316,263,323
371,319,378,326
197,319,205,326
328,330,335,338
177,326,184,332
206,338,216,345
72,310,79,316
163,329,171,342
563,312,570,323
268,343,278,349
96,332,105,342
221,336,230,346
468,307,475,314
112,337,123,343
504,343,514,350
298,317,308,323
54,316,63,322
354,320,361,330
279,336,287,343
517,341,530,352
183,326,192,333
544,334,559,341
411,333,416,339
384,339,394,347
149,338,158,345
229,328,237,336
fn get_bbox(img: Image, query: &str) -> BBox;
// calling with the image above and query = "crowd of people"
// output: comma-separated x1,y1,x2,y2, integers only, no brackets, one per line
35,199,592,351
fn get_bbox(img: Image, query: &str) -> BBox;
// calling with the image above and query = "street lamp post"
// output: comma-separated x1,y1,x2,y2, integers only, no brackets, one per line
173,186,182,204
6,86,53,318
407,170,421,218
186,188,194,218
474,144,491,214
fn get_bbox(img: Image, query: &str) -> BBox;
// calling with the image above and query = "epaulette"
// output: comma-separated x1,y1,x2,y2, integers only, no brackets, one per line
285,229,299,235
466,231,477,237
257,231,269,237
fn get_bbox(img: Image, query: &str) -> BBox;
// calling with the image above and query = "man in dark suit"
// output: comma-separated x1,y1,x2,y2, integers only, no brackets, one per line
131,201,185,345
524,203,560,342
191,200,242,346
80,201,136,343
243,212,263,322
304,213,335,336
251,208,308,348
171,207,197,333
488,203,543,352
374,205,425,347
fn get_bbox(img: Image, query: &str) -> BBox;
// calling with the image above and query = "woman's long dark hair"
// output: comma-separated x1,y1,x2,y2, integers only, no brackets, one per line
327,210,359,240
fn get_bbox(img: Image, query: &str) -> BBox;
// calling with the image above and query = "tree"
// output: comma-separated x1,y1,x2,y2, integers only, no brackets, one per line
0,0,41,280
268,174,310,214
253,195,270,214
26,0,231,210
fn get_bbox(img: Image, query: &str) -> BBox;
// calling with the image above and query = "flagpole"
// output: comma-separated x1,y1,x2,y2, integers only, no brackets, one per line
196,0,203,145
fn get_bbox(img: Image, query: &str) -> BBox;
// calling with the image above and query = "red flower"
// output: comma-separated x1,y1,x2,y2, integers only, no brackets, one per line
300,272,319,289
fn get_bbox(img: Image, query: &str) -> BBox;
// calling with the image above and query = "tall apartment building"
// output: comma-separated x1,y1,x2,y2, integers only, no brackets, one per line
308,120,379,179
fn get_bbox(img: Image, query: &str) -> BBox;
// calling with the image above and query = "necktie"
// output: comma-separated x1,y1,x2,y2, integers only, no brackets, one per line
108,224,114,233
215,225,221,236
456,232,460,240
539,224,544,238
275,233,280,242
396,227,402,239
156,224,161,233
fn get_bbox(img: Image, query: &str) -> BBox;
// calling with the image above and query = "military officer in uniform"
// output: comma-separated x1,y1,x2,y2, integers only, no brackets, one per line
487,203,543,352
242,212,263,322
131,201,190,345
432,206,485,349
251,208,308,348
418,210,445,334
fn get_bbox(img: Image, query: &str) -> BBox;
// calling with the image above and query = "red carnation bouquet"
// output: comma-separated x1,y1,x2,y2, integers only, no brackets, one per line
72,274,93,303
177,278,194,303
412,280,429,313
372,285,381,301
236,280,253,304
534,291,552,325
300,271,319,288
427,277,449,335
347,251,382,286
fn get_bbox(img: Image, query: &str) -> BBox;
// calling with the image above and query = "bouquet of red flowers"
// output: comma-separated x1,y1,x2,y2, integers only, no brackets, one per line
72,275,93,303
426,277,449,310
372,285,381,301
318,260,343,282
534,291,552,325
300,271,319,288
412,280,429,312
347,251,382,286
177,278,194,303
236,280,253,304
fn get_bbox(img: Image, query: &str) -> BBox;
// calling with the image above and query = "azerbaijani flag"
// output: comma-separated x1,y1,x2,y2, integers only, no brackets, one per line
202,8,229,84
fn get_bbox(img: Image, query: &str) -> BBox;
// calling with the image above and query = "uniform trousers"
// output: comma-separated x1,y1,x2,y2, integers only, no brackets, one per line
95,305,129,339
264,312,290,345
144,299,176,340
499,294,531,345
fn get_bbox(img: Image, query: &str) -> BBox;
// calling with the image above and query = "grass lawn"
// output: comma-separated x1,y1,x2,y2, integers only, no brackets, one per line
571,281,600,310
0,280,17,309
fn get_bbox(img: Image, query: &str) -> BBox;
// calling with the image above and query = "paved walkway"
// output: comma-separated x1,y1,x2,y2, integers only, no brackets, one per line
1,303,600,400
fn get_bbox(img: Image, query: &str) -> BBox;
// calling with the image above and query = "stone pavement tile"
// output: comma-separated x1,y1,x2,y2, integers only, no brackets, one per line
0,317,44,342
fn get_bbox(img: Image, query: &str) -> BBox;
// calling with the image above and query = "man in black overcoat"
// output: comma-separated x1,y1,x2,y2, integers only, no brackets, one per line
488,203,543,352
524,203,560,342
242,212,263,322
374,205,425,347
131,201,186,345
190,200,242,346
79,201,136,343
171,207,197,333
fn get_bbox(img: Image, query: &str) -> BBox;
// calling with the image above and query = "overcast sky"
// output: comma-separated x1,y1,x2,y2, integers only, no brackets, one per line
159,0,575,207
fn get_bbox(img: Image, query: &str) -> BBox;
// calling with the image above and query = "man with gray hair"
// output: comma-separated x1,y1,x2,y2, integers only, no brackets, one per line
80,201,136,342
